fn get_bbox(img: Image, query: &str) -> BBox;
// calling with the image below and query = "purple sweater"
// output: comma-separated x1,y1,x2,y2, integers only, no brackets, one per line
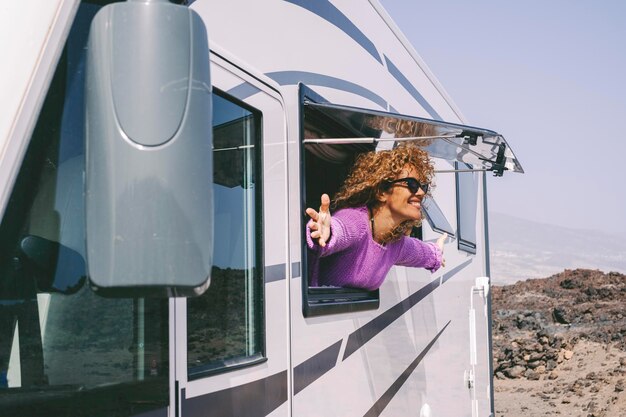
306,206,442,290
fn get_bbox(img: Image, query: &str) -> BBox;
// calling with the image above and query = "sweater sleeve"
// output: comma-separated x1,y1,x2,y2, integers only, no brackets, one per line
306,208,369,258
394,237,442,272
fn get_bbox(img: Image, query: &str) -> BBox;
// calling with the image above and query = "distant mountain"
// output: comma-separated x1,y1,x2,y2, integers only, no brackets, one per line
488,212,626,285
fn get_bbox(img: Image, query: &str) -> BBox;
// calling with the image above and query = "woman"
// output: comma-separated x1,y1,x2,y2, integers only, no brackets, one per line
306,144,446,290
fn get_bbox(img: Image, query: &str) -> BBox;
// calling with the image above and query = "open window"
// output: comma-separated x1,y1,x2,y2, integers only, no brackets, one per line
300,87,380,317
299,85,523,317
422,196,455,237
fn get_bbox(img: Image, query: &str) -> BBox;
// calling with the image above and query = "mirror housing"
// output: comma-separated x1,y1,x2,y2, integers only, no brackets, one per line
85,0,213,297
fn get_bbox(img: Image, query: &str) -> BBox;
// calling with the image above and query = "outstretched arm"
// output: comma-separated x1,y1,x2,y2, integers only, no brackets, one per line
395,232,447,271
305,194,331,247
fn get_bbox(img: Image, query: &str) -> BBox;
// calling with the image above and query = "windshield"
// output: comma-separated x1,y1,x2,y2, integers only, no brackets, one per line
0,4,169,416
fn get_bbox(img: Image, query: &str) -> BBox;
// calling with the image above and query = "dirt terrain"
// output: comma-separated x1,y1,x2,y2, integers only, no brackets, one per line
491,269,626,416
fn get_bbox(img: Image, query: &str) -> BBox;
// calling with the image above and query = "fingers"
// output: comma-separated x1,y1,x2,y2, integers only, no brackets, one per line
436,233,448,249
437,233,446,267
308,220,324,244
306,194,331,248
306,208,325,244
305,207,319,222
320,194,330,213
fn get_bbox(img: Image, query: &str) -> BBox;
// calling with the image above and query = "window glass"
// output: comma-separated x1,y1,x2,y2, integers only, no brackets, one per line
456,162,478,253
0,4,168,416
187,92,263,377
421,196,455,237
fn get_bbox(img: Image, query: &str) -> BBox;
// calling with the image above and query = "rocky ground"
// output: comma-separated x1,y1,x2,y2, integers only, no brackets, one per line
492,269,626,416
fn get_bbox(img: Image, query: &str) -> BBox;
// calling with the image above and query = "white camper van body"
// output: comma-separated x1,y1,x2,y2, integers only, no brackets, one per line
0,1,515,416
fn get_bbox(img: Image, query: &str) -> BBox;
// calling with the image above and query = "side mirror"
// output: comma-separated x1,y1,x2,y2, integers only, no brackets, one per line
85,0,213,297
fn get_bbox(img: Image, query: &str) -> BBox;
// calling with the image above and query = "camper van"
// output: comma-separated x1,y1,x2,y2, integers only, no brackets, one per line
0,1,523,416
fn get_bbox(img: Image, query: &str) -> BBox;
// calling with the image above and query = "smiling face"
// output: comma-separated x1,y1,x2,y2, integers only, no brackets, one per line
380,165,426,225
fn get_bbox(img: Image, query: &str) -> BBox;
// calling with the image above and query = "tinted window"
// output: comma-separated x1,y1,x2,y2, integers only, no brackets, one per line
456,162,478,253
0,5,168,416
187,92,264,377
421,196,455,237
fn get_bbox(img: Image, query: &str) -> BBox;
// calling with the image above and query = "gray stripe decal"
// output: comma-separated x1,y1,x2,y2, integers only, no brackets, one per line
363,321,451,417
265,263,286,283
181,371,288,417
384,55,442,121
343,259,471,361
284,0,382,64
223,3,443,132
293,339,342,394
227,82,262,100
196,260,469,411
291,262,301,278
266,71,388,109
442,258,472,284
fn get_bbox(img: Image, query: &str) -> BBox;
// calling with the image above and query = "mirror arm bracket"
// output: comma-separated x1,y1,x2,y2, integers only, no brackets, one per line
478,142,508,177
457,131,480,146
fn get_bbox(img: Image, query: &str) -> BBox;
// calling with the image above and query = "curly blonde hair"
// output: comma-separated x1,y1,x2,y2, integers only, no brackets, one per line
332,144,434,242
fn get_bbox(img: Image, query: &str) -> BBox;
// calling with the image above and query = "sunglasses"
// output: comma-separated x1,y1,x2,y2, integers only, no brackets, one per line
387,177,429,194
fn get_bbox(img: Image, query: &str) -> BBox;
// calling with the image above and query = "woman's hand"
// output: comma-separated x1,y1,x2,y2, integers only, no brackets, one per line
306,194,331,247
436,233,447,267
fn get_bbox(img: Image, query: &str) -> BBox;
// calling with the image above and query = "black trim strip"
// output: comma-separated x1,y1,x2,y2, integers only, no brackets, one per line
343,259,471,360
267,71,387,109
181,371,288,417
483,172,496,415
383,55,442,120
363,321,451,417
284,0,382,64
293,340,342,394
265,263,286,283
175,380,180,417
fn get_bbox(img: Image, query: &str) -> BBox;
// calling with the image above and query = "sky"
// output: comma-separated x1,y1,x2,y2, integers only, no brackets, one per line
379,1,626,236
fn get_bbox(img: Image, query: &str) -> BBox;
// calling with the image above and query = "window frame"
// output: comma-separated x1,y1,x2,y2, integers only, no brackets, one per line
299,85,379,317
298,83,522,316
298,86,464,317
186,88,266,380
455,161,478,254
